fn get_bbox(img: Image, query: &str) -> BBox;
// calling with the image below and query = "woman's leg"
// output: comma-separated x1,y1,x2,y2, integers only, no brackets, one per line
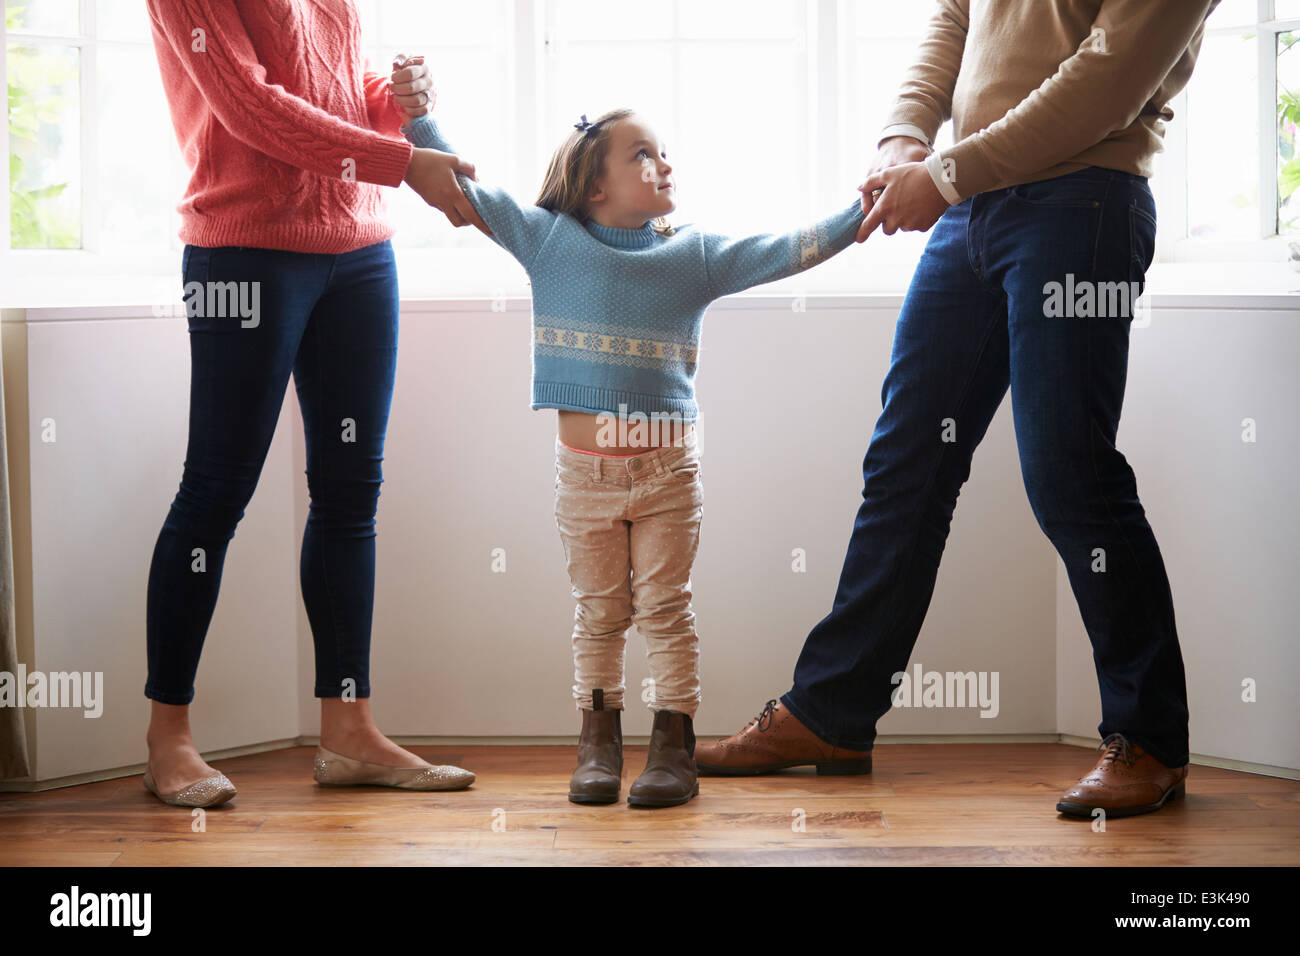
291,240,426,767
146,245,325,791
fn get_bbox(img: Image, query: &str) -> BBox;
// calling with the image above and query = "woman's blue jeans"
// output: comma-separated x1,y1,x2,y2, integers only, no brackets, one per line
782,166,1190,768
145,240,399,705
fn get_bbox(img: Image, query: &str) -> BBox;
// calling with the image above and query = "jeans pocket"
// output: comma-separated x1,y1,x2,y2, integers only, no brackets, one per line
1128,200,1157,278
666,455,701,483
1008,177,1104,207
556,461,592,488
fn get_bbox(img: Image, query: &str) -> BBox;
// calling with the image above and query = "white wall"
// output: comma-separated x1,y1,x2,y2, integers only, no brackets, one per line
11,310,300,780
1056,300,1300,770
3,291,1296,783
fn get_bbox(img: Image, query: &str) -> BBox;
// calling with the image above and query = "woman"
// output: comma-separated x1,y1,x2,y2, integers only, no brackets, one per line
141,0,487,807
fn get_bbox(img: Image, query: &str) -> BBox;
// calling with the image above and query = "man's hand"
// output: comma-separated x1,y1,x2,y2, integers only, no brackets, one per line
855,135,932,243
858,161,950,239
403,148,492,234
390,53,435,120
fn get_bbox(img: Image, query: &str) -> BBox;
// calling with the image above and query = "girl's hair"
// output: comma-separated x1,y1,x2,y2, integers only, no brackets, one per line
535,108,675,237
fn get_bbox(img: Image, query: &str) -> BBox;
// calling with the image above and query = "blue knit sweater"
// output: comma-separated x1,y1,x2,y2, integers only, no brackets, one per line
402,113,865,421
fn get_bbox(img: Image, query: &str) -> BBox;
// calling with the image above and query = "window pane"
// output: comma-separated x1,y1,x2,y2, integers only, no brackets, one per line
678,41,803,231
1185,30,1258,239
555,0,674,41
96,0,151,43
1209,0,1260,28
98,44,173,249
678,0,798,39
4,0,78,34
1275,2,1300,21
375,0,505,48
7,42,81,249
1280,30,1299,235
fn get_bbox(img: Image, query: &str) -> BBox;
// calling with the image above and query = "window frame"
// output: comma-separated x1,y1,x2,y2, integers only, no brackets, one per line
1,0,1292,293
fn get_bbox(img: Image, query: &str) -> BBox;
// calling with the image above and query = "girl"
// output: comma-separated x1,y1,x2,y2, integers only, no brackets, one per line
391,57,866,807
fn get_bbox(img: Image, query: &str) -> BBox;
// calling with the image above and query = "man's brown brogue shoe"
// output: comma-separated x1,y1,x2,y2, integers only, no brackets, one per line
1056,733,1188,818
693,699,872,776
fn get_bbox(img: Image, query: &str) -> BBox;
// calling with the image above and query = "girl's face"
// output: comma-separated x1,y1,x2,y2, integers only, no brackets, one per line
587,116,675,227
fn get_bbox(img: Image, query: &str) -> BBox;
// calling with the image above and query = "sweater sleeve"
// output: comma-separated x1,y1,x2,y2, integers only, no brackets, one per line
362,62,405,138
701,196,866,301
146,0,412,187
879,0,970,148
401,113,559,270
938,0,1217,199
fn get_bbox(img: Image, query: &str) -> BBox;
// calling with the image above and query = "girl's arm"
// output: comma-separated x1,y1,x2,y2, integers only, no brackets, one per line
145,0,411,186
701,196,866,300
401,113,558,270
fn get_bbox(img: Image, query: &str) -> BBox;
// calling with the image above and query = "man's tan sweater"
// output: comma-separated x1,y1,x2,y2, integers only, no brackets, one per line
879,0,1221,202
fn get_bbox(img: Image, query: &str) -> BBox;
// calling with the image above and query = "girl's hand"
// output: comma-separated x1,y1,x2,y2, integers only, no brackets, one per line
390,53,436,120
403,147,493,234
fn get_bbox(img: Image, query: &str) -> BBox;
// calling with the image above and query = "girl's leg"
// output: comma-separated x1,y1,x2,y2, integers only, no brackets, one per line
291,240,425,767
145,245,324,792
627,439,704,717
554,442,635,711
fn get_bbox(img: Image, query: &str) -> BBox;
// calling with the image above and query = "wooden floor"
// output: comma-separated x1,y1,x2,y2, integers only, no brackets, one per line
1,743,1296,866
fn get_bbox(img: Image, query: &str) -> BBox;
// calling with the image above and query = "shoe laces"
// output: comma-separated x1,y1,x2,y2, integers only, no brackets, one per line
747,699,778,733
1098,732,1138,767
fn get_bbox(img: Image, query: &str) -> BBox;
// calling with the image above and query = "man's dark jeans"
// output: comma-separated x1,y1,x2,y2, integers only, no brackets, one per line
782,166,1190,768
145,240,399,705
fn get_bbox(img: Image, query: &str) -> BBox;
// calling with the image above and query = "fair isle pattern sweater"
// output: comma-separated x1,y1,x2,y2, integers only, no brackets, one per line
403,113,865,421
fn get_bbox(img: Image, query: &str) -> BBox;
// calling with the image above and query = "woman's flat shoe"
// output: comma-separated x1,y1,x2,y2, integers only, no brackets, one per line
142,767,237,808
313,745,474,791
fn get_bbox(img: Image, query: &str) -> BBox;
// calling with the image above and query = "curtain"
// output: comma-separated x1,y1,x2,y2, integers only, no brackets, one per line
0,337,32,779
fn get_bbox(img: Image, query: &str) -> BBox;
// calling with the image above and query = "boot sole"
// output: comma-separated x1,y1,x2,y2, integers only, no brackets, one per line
568,791,620,805
627,780,699,808
696,756,872,777
1056,780,1186,818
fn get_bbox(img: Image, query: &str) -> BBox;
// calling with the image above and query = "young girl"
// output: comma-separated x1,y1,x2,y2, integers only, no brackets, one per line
393,64,866,808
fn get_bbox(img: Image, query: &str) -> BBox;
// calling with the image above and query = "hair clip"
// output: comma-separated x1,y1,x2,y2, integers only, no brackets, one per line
574,113,600,135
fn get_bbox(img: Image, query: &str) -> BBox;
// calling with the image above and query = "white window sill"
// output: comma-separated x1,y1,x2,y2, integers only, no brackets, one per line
3,260,1298,318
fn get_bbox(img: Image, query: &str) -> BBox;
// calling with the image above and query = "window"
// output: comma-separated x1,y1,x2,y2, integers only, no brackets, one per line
1169,0,1299,253
0,0,1278,296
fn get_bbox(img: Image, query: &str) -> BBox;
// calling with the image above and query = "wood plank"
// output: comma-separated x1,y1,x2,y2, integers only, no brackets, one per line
0,743,1293,867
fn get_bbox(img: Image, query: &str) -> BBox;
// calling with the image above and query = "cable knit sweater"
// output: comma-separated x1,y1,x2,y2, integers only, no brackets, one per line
146,0,414,254
401,113,866,421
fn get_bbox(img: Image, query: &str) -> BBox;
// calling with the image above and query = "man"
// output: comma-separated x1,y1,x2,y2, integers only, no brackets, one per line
696,0,1220,818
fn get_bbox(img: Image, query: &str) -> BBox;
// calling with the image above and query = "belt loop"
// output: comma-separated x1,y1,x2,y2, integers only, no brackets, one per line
593,455,602,481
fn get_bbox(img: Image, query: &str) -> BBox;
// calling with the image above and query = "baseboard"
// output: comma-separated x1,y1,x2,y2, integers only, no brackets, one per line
3,732,1295,792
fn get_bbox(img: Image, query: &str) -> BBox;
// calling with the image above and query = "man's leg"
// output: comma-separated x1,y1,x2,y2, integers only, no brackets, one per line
994,170,1189,787
697,199,1014,772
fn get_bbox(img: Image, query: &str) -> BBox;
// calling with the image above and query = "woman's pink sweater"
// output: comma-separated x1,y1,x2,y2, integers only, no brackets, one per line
147,0,415,254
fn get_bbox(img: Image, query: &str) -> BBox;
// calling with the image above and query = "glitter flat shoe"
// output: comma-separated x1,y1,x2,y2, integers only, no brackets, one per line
312,745,474,791
142,766,237,808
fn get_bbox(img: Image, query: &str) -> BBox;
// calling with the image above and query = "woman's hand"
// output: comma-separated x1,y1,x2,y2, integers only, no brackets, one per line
403,148,492,233
390,53,435,120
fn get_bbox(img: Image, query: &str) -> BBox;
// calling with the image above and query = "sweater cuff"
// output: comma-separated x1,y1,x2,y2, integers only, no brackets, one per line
364,137,415,188
878,123,933,150
925,150,962,205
